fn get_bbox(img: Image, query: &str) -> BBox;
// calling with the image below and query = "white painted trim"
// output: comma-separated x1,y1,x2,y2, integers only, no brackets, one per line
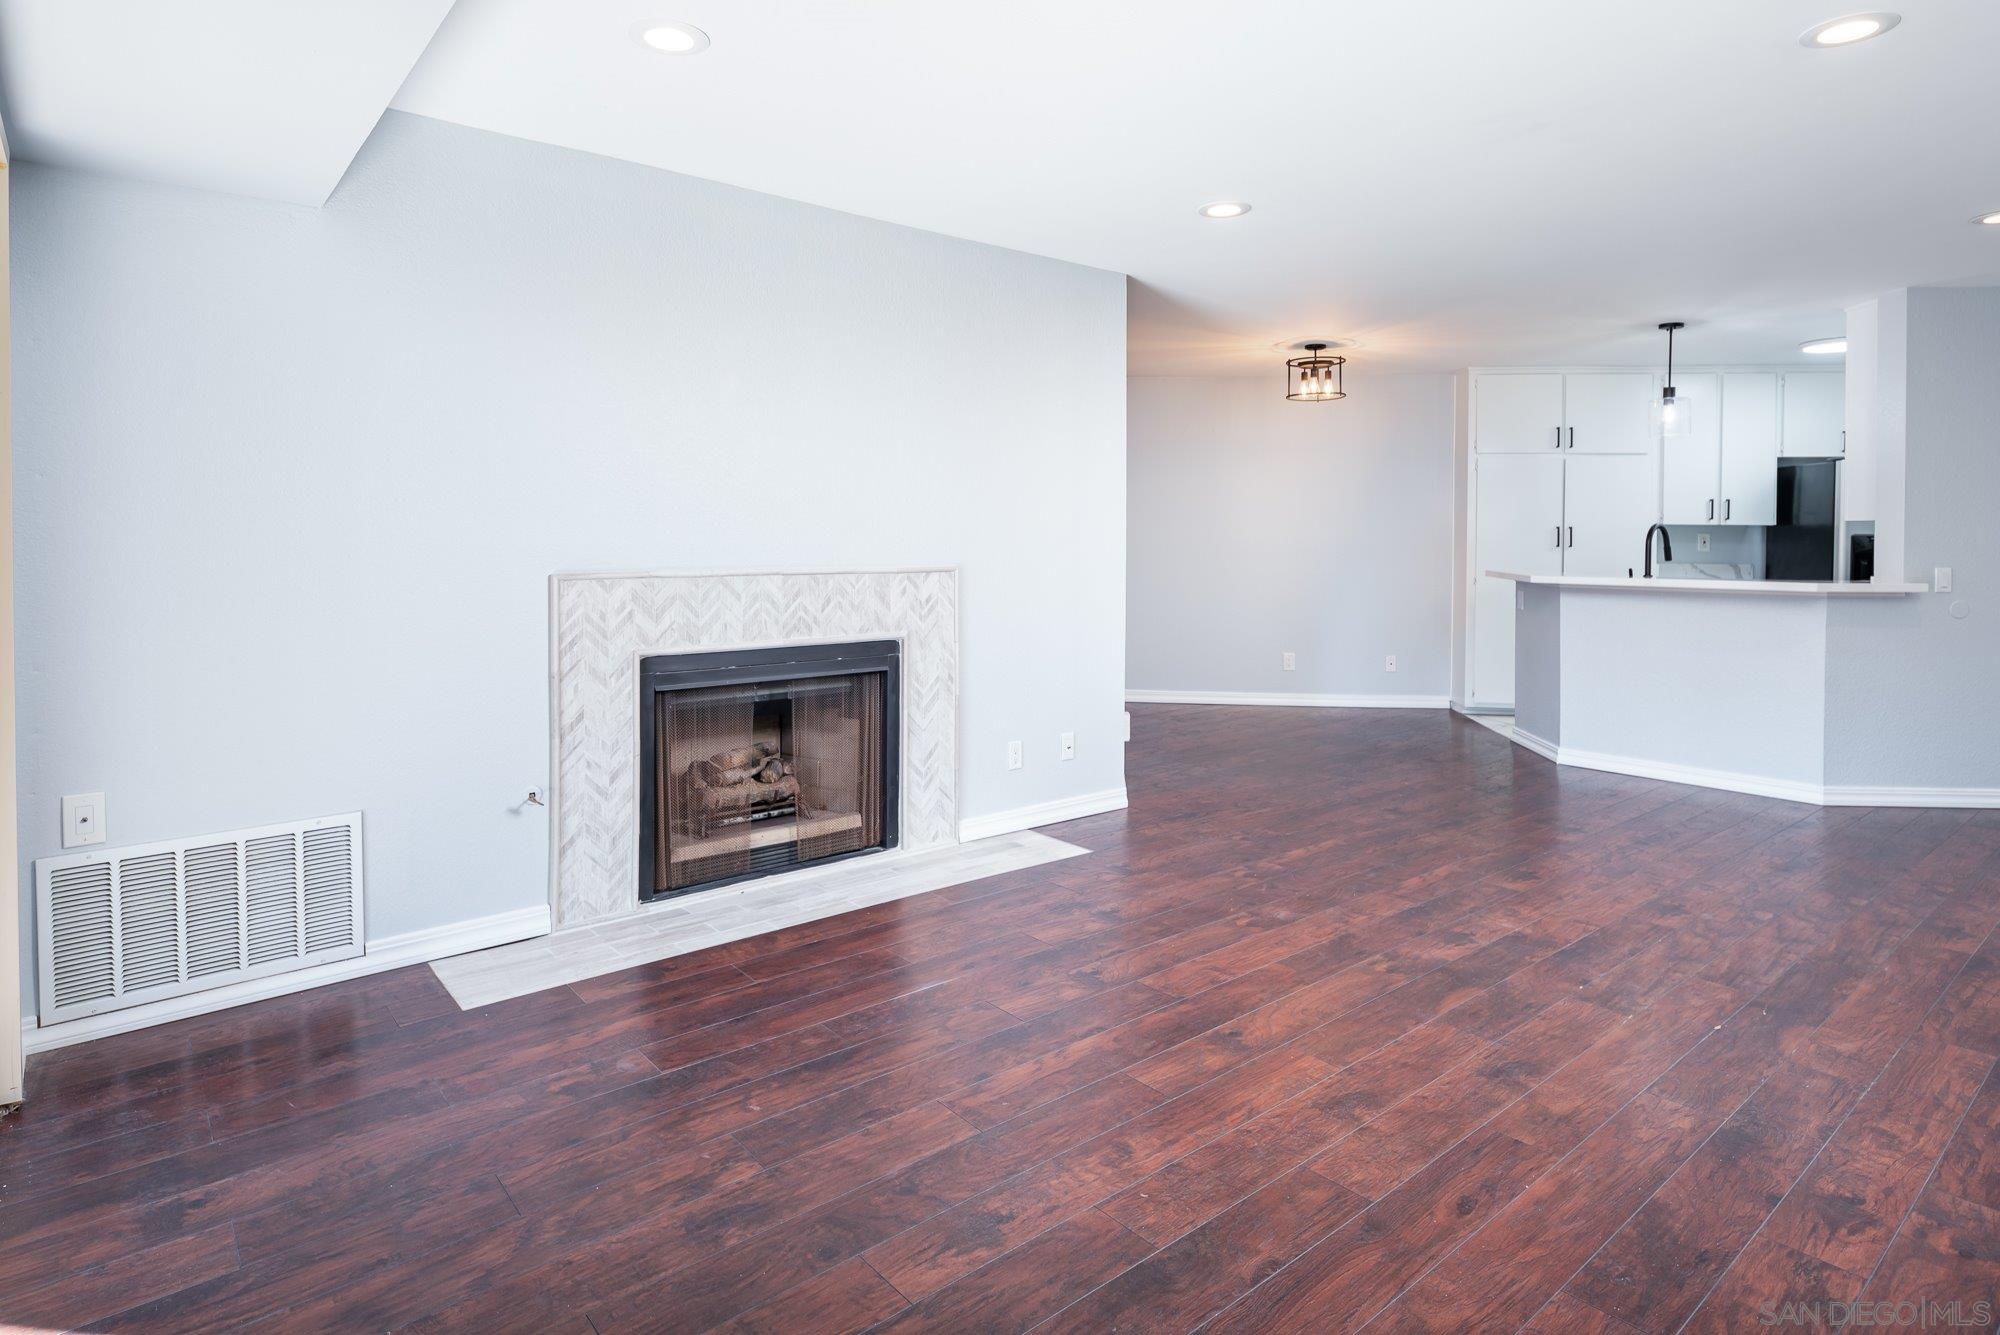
1507,731,2000,809
1821,786,2000,809
1510,727,1560,763
958,788,1128,842
21,904,550,1054
1125,690,1451,709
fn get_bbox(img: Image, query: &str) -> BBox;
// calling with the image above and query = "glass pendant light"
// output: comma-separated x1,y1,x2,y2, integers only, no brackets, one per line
1285,342,1346,402
1653,321,1692,439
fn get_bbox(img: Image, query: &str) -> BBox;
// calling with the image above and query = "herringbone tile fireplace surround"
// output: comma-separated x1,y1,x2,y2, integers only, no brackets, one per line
549,568,960,927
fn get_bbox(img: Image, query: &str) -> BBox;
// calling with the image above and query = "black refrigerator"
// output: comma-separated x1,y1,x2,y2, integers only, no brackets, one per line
1765,458,1841,581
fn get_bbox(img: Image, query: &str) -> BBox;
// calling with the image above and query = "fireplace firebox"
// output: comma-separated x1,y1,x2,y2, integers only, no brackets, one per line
638,641,899,901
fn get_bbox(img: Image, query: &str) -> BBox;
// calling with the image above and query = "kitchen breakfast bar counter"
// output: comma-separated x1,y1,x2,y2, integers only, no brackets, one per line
1487,571,1933,805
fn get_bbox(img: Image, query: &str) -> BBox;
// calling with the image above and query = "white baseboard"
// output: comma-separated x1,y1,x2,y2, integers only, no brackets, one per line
1126,690,1451,710
22,904,551,1055
1510,727,1560,763
958,787,1129,842
1507,732,2000,809
1820,785,2000,808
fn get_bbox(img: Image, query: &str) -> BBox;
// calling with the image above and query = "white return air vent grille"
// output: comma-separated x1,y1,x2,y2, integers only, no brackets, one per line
35,813,364,1025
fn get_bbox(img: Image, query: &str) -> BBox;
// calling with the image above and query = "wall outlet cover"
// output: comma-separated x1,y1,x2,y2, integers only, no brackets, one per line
1059,732,1075,762
1007,740,1023,770
1281,651,1296,672
1697,532,1711,552
62,792,107,849
1384,655,1398,673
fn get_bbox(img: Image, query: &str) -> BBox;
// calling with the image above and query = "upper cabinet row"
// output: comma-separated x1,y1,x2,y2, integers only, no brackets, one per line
1472,372,1656,455
1473,370,1843,529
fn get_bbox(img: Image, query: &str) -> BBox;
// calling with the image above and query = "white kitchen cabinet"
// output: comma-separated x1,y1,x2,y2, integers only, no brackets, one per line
1472,453,1565,707
1719,373,1780,525
1563,373,1657,455
1781,372,1845,457
1658,372,1777,525
1563,454,1662,576
1661,373,1722,524
1473,374,1564,453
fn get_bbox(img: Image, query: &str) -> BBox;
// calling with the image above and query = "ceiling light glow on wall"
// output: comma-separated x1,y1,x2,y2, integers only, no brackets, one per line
1799,12,1900,46
1976,211,2000,226
1286,343,1346,403
1800,337,1847,355
639,22,710,54
1198,201,1251,219
1653,322,1693,438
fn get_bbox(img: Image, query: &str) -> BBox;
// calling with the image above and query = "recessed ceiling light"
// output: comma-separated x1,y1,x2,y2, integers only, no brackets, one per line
1976,210,2000,226
1799,12,1900,47
1198,201,1251,219
638,22,710,54
1800,337,1847,355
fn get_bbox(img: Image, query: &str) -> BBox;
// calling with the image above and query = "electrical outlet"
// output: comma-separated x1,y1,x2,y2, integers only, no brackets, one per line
1384,655,1398,673
1059,732,1075,762
1697,532,1711,553
1007,740,1023,770
63,792,106,849
1936,567,1953,593
1281,651,1296,672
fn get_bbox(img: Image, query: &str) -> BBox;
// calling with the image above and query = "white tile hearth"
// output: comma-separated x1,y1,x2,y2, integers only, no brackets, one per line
431,830,1086,1009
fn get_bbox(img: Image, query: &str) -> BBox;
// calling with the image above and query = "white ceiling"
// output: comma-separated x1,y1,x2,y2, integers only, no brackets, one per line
7,0,1999,369
0,0,455,205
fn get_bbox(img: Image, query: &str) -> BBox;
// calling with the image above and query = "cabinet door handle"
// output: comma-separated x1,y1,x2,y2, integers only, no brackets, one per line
1567,526,1575,547
1554,426,1562,450
1568,427,1575,450
1555,526,1563,549
1708,499,1715,520
1724,498,1732,521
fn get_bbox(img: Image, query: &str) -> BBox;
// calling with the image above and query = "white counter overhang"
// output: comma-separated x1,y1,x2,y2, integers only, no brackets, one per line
1487,572,1928,596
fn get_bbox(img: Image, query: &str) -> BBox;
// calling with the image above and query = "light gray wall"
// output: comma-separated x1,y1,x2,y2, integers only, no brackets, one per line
1126,373,1455,699
1553,589,1829,787
1512,584,1560,747
1825,286,2000,789
12,111,1128,1005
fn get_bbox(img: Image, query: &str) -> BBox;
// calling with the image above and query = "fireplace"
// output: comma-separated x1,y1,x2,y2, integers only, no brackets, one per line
638,641,900,901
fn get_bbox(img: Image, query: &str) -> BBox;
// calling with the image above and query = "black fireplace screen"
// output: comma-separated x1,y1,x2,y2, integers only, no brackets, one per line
640,642,898,900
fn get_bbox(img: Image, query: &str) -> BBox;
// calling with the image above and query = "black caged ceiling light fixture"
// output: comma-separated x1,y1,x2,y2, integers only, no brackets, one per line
1285,342,1346,402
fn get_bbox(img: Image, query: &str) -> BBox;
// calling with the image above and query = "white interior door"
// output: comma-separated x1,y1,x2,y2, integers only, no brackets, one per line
1721,373,1781,525
1472,453,1565,708
1473,374,1563,453
1781,372,1845,456
1660,372,1722,524
1563,454,1661,577
1564,372,1656,455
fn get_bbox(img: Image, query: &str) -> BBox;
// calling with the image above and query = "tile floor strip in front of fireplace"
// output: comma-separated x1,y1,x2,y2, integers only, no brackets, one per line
428,830,1089,1009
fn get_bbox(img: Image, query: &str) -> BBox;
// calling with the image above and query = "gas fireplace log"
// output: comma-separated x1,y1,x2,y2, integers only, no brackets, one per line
693,773,799,814
696,741,780,786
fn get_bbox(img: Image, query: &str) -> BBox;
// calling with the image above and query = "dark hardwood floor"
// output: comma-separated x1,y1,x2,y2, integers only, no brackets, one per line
6,703,2000,1332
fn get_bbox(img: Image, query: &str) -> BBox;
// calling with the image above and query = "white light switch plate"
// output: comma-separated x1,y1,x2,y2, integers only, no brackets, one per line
63,792,106,848
1935,567,1953,593
1059,732,1075,762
